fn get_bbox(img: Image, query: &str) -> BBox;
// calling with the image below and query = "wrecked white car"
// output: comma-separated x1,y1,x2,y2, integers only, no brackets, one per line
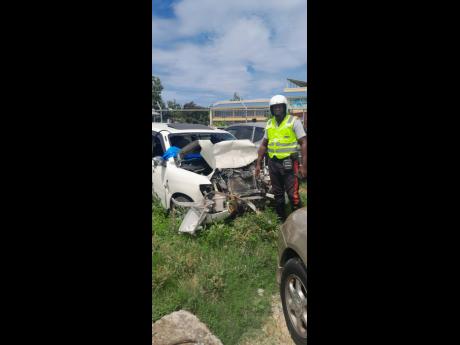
152,123,271,234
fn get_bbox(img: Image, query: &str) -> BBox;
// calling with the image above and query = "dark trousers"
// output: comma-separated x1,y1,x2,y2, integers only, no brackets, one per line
268,157,302,221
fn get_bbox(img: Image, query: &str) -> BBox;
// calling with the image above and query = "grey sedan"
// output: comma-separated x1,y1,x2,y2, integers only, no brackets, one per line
277,207,307,345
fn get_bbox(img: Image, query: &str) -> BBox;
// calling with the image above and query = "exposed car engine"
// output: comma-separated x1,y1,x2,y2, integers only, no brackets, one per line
178,157,270,215
166,139,272,234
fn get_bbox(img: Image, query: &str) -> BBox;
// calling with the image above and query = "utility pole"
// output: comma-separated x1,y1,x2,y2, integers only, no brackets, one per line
156,102,163,123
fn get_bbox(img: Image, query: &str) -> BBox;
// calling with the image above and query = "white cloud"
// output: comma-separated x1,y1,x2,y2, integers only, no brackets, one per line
152,18,180,46
152,0,306,105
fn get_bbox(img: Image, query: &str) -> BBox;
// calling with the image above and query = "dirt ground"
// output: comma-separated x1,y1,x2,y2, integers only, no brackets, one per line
238,295,295,345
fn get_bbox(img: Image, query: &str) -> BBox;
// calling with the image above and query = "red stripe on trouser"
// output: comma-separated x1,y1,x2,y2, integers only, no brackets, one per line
293,160,300,205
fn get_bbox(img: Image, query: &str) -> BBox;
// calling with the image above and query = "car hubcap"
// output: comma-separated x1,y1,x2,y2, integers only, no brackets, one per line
285,274,307,338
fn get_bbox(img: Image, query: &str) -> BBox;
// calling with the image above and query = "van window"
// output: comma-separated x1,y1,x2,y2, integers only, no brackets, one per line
253,127,265,142
152,133,165,157
229,126,253,140
169,132,235,148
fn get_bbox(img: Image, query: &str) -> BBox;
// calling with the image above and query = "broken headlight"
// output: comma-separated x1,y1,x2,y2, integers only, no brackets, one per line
199,184,213,196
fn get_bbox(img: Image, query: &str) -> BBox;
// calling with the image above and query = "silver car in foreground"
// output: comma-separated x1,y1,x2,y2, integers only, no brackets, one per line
277,207,307,345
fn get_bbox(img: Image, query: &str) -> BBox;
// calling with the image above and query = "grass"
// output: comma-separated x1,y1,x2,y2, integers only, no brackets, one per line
152,180,306,345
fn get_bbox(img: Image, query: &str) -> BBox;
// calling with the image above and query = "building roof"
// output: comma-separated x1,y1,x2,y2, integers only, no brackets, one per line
283,90,307,97
287,79,307,87
211,99,270,109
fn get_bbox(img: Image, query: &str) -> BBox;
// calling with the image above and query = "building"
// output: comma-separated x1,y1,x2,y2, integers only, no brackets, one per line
284,78,307,125
210,99,270,125
210,79,307,126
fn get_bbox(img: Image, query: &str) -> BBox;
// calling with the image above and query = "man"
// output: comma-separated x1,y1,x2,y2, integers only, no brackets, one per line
255,95,307,221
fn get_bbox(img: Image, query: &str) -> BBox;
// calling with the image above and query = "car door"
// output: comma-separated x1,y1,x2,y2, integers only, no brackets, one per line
152,132,168,207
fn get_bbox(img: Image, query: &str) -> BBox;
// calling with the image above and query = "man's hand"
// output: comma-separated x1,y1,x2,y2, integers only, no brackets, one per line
255,164,261,178
255,139,268,179
300,165,307,179
297,136,307,179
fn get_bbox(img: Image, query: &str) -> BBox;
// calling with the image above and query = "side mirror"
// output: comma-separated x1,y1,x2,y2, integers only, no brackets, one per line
153,156,164,167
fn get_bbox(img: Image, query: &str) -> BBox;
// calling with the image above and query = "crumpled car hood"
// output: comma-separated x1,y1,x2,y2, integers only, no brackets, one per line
192,139,258,169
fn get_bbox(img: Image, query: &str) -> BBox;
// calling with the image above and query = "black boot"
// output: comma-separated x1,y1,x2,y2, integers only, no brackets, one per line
275,202,286,222
292,201,302,211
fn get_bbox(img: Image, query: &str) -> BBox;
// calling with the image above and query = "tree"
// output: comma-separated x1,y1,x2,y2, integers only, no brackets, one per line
182,101,209,125
152,76,165,110
166,99,181,123
230,92,241,101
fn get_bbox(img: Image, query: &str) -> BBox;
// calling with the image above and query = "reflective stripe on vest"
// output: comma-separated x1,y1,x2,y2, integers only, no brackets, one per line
275,142,296,147
267,147,296,153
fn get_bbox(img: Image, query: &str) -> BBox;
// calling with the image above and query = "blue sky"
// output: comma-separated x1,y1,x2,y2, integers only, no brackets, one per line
152,0,306,107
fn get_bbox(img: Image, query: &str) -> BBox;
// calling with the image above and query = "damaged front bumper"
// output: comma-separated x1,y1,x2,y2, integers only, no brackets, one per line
171,198,229,234
171,193,267,235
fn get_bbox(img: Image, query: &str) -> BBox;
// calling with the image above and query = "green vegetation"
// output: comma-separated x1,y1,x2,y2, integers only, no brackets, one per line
152,181,306,344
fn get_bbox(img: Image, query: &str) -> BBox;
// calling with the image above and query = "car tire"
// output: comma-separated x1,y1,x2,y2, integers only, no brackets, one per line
280,257,307,345
173,195,192,202
169,195,192,216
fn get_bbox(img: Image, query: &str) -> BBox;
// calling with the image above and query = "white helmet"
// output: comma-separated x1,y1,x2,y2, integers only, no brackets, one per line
269,95,288,115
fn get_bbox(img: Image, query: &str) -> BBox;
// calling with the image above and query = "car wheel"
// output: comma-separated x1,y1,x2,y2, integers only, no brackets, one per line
280,258,307,345
169,195,193,231
173,195,192,202
170,195,192,216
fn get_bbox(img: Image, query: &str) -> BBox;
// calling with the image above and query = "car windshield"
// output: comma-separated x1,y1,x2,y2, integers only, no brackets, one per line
168,132,236,149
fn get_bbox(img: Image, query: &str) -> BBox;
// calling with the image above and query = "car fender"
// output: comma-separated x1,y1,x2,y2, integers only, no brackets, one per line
165,160,212,209
281,207,307,265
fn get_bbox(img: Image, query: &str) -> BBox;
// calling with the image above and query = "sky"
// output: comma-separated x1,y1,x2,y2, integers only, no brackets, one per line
152,0,307,107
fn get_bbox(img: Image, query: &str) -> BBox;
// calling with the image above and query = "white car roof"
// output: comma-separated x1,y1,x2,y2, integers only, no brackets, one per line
152,123,229,134
226,122,267,128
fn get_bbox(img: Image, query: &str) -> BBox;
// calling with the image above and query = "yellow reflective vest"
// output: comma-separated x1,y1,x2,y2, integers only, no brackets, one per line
266,114,298,159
